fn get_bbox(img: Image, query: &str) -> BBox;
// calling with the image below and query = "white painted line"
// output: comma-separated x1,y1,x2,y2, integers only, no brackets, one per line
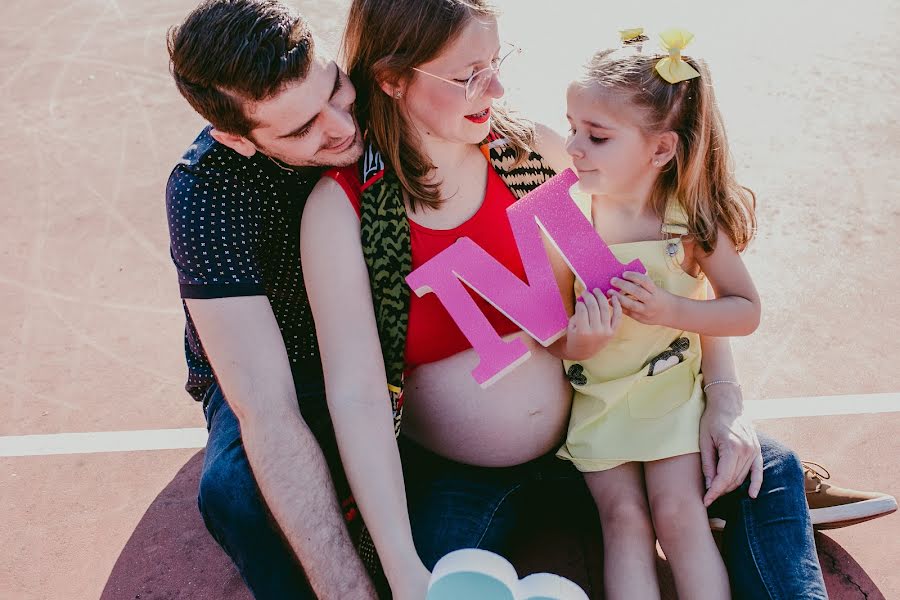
746,392,900,421
1,393,898,457
0,428,209,457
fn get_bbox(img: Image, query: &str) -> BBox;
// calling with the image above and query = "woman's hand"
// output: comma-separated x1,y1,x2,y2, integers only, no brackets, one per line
563,289,622,360
607,271,677,327
699,383,763,506
391,561,431,600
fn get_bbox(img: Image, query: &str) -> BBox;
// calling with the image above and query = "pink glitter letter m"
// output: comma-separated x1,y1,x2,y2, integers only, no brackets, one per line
405,169,645,387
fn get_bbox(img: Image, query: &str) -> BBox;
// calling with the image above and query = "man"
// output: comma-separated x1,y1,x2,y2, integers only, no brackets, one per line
164,1,896,598
166,2,371,598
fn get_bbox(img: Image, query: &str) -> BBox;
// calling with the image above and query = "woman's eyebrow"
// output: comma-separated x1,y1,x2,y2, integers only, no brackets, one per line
459,45,502,69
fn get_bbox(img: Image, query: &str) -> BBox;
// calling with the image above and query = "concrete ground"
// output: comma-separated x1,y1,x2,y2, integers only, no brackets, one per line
1,0,898,598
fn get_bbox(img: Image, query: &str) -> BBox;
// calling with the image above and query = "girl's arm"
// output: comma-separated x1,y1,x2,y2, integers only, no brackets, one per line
300,177,429,599
610,229,761,336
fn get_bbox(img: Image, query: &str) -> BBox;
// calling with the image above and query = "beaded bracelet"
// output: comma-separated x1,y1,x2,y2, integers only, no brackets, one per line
702,380,742,393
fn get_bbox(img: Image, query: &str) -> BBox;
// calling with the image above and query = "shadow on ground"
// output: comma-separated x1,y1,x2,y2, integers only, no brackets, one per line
99,452,251,600
100,452,885,599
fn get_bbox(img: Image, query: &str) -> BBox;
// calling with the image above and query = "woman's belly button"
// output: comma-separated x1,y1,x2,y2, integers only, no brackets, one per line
400,336,572,462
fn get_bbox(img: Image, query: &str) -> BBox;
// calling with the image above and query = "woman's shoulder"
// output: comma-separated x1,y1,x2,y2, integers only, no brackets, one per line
301,166,365,260
532,122,573,173
314,164,363,218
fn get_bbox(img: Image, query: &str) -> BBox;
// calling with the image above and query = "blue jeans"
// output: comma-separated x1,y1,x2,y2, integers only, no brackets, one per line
199,382,335,599
199,382,826,599
400,434,828,600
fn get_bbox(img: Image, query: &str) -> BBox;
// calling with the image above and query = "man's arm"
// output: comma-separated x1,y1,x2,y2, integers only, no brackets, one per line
186,296,376,600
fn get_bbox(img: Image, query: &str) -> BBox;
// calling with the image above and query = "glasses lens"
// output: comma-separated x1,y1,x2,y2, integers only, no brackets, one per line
466,69,493,102
464,45,517,101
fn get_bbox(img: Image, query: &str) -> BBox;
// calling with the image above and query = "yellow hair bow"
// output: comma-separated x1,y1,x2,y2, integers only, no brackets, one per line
619,28,644,43
654,28,701,84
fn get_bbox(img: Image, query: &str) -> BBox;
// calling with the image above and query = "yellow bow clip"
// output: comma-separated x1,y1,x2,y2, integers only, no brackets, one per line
619,28,644,43
654,28,701,84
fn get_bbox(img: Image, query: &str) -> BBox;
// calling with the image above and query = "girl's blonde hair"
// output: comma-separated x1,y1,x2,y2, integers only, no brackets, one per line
342,0,534,211
582,45,756,252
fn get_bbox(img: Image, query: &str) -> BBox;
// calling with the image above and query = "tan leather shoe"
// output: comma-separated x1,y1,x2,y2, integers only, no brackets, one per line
802,462,897,530
708,461,897,531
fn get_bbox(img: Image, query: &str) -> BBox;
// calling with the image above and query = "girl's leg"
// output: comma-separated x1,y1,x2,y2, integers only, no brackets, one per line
584,462,661,600
645,453,730,600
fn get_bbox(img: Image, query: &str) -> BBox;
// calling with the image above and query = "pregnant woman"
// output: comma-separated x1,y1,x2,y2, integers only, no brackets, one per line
300,0,826,598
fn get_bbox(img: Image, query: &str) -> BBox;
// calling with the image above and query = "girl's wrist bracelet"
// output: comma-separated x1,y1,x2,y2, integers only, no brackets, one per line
703,380,742,393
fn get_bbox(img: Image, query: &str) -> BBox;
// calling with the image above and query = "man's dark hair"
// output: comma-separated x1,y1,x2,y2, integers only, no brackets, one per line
167,0,315,136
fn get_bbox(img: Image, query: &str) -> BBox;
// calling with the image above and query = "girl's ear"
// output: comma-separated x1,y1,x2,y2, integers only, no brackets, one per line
651,131,679,168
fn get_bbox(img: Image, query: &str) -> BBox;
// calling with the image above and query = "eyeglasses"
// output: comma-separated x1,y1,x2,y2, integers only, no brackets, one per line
411,43,521,102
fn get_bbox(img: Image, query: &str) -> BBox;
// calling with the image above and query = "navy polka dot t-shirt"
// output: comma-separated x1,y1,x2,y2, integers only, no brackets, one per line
166,126,324,403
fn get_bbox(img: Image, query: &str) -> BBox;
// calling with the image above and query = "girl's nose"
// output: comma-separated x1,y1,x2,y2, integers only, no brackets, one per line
565,135,583,159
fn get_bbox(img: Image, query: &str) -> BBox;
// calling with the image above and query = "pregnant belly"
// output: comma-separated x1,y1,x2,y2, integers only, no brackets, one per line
401,333,573,466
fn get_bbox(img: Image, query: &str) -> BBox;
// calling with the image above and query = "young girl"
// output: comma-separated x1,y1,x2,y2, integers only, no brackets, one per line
552,29,761,600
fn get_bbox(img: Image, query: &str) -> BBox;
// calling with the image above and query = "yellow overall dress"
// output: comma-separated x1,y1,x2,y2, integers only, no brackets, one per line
557,195,708,472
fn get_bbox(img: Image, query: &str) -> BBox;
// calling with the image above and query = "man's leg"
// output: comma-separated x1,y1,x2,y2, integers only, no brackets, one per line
198,383,315,599
708,432,827,600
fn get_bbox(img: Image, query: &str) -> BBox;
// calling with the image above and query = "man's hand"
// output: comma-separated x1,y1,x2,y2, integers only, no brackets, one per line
607,271,676,327
564,289,622,360
699,384,763,507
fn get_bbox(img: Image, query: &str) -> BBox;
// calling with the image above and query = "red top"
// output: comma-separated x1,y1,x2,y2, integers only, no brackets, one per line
323,162,525,369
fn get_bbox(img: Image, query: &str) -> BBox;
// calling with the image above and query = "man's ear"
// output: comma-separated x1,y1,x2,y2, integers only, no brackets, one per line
210,128,258,158
651,131,679,168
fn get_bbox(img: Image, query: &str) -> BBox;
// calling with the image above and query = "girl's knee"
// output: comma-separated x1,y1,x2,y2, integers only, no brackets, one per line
598,496,654,537
649,492,705,543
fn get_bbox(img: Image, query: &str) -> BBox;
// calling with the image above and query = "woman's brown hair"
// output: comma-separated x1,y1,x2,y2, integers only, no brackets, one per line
581,45,757,253
342,0,534,211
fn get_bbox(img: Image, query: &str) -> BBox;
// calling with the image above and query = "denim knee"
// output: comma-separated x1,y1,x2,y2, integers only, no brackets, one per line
758,434,805,494
198,446,270,546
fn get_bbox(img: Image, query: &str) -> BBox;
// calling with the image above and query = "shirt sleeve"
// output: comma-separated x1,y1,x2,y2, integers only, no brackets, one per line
166,164,267,299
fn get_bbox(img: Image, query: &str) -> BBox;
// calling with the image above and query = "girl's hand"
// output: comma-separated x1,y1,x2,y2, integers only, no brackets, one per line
565,289,622,360
608,271,677,327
